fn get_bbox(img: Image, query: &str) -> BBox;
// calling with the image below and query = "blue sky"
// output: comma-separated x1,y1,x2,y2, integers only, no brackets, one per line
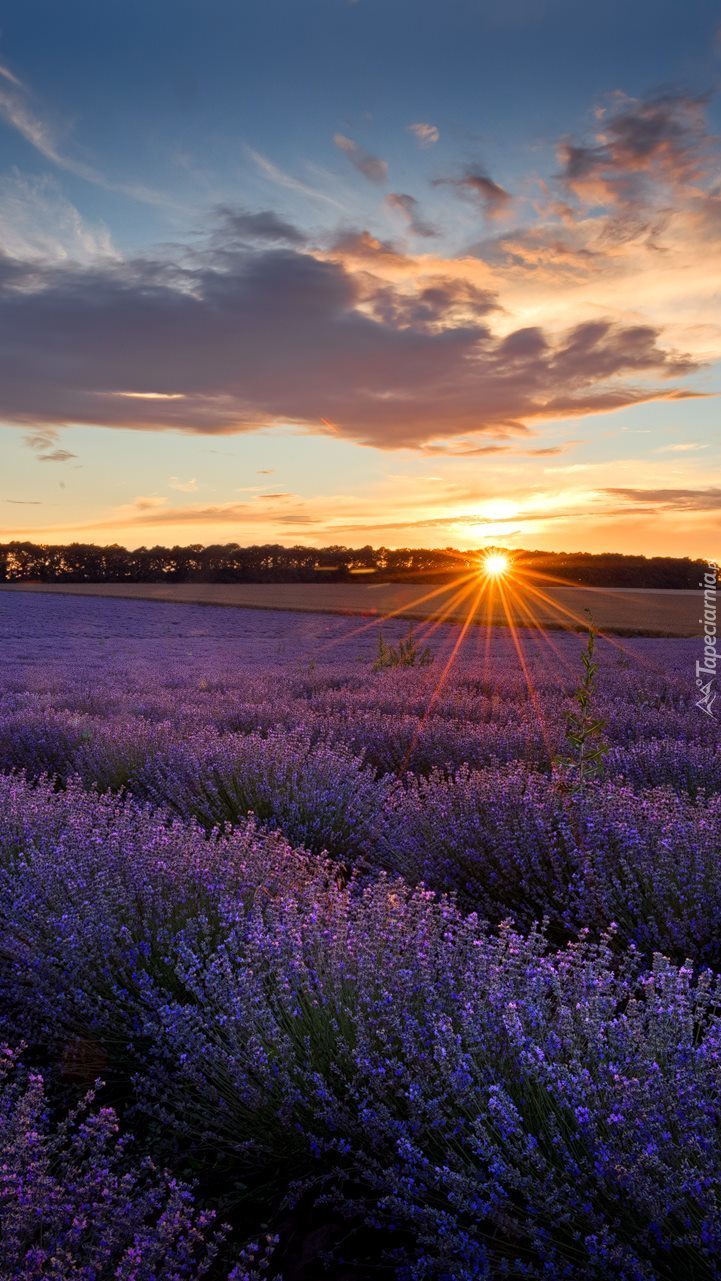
0,0,719,554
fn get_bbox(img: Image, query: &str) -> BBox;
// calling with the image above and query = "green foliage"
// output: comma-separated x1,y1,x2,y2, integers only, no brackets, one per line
372,624,433,671
554,613,609,792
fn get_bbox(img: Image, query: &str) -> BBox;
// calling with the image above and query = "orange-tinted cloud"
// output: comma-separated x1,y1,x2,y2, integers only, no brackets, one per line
0,242,698,450
434,169,513,218
557,91,712,206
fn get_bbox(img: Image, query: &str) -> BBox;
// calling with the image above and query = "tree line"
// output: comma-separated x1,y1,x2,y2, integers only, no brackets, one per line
0,541,710,588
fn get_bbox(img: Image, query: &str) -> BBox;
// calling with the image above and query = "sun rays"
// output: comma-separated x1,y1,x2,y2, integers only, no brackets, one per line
292,543,670,771
481,551,511,579
306,547,660,776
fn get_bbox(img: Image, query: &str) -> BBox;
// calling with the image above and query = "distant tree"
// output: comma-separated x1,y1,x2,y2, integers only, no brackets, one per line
0,540,708,589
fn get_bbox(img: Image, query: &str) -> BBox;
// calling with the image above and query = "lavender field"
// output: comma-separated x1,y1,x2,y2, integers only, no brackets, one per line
1,591,720,1280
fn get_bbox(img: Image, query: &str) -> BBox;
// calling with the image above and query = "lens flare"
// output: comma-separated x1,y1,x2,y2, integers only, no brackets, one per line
482,552,510,578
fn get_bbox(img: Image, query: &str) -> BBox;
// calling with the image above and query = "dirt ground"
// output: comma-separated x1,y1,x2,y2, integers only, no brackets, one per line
0,580,705,636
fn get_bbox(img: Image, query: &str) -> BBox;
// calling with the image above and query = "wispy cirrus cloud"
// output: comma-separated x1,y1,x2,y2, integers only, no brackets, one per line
0,170,117,264
245,145,348,210
68,493,311,531
0,62,82,174
0,63,22,89
0,61,174,207
655,441,709,453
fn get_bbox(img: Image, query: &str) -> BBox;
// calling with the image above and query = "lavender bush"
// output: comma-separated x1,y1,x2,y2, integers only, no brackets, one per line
0,591,719,1278
135,728,390,861
0,1043,230,1279
381,766,721,963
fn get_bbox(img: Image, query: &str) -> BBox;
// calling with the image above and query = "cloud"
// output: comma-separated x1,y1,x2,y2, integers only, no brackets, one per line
365,276,499,330
603,486,721,512
246,146,348,210
0,62,82,174
418,441,513,457
6,465,718,546
0,171,117,265
655,441,709,453
0,63,22,89
472,95,720,306
527,445,570,456
212,206,306,246
132,496,169,512
329,229,410,268
333,133,388,183
115,391,186,401
435,170,512,218
169,476,198,492
0,237,700,451
0,61,172,207
557,91,712,207
407,122,440,147
22,427,77,463
37,449,77,463
385,192,437,238
418,436,577,459
101,496,309,529
461,91,721,350
3,498,42,504
24,429,59,452
473,223,603,277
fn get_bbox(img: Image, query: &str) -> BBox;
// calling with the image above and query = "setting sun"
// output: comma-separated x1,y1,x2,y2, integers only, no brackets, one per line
482,552,511,578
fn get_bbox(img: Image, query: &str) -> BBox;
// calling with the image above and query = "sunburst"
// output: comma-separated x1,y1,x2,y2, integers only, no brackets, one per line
481,552,511,579
306,544,648,769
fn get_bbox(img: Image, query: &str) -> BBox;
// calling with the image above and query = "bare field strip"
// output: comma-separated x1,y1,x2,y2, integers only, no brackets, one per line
0,580,703,636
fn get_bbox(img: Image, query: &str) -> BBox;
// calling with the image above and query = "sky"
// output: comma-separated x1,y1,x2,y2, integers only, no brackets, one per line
0,0,719,557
